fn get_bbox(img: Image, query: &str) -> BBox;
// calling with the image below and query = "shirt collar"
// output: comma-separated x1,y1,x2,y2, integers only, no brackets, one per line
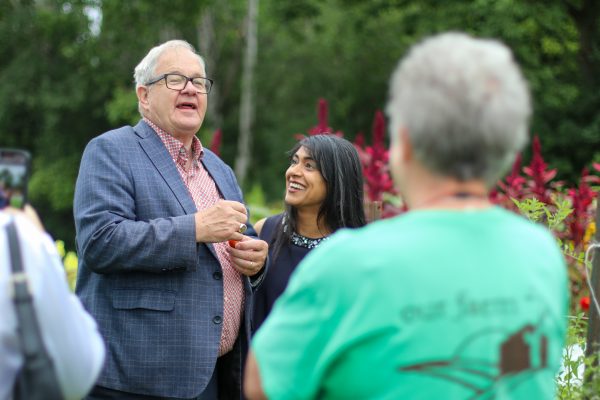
143,117,204,163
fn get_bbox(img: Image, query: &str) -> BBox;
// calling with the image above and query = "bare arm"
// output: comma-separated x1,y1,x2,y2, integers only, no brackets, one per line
244,350,268,400
253,217,266,236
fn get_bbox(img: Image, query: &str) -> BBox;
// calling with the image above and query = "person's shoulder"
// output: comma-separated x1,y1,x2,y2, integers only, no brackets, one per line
254,217,267,235
96,124,138,142
265,213,284,225
255,213,284,241
201,147,227,166
200,147,234,171
0,212,58,259
84,125,135,149
200,148,240,186
83,123,143,156
298,218,401,275
1,211,40,235
491,206,556,239
329,216,405,247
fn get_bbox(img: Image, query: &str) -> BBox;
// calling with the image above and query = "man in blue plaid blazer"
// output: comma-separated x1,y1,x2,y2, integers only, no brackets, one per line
74,40,268,400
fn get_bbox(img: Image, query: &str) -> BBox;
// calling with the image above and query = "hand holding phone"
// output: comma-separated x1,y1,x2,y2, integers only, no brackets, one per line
0,148,31,209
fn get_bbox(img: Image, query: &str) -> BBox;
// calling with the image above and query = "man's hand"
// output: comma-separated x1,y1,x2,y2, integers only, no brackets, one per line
227,236,268,277
194,200,248,243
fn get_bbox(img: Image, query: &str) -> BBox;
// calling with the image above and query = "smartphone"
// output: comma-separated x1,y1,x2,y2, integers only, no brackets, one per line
0,149,31,209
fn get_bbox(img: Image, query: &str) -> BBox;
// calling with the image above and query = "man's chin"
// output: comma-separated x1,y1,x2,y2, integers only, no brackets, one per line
175,120,204,135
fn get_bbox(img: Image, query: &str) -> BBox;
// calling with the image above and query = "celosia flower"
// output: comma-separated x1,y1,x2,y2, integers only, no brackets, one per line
307,99,343,136
580,296,590,311
522,136,556,205
491,153,525,210
210,129,222,157
296,99,344,140
567,168,596,247
361,111,394,202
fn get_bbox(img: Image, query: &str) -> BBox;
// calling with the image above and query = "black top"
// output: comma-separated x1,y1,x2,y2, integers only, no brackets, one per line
252,213,328,332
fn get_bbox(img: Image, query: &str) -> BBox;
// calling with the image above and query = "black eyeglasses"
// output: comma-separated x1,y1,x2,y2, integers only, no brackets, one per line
146,73,213,94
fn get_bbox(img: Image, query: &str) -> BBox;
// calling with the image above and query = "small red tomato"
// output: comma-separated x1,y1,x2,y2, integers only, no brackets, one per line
228,240,239,248
580,296,590,311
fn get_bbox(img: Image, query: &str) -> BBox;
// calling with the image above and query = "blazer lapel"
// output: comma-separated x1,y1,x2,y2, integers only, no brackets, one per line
134,121,197,215
202,154,238,201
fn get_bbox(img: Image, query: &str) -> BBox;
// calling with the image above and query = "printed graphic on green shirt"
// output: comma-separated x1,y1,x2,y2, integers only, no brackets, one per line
399,319,553,398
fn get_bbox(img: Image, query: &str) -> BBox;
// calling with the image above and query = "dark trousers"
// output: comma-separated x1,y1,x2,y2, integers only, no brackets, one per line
85,365,218,400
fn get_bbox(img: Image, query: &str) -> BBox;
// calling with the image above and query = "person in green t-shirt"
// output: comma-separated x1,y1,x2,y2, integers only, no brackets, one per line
244,32,568,400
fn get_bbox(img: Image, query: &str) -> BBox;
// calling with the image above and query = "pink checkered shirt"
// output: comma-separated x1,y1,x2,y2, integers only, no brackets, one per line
145,118,244,355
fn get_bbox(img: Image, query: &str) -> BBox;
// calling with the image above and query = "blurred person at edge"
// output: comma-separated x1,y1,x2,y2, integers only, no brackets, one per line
74,39,268,400
252,134,366,332
245,32,568,399
0,206,105,400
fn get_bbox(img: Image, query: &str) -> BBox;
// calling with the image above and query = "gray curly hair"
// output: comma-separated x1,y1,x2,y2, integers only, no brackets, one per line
386,32,531,186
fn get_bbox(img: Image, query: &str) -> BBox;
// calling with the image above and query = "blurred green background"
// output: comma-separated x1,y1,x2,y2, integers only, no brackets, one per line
1,0,599,248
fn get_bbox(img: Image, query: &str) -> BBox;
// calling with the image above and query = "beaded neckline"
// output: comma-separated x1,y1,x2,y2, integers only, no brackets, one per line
290,231,329,249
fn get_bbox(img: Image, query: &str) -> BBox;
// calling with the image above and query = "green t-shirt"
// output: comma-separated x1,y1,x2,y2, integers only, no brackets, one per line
252,207,568,399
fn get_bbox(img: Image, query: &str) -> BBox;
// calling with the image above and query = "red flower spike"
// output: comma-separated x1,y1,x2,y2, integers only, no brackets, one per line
354,132,365,148
580,296,590,311
491,153,525,210
317,98,328,131
306,99,344,137
361,111,394,202
372,111,386,151
589,163,600,184
506,154,525,188
522,135,556,205
566,168,597,247
210,129,222,157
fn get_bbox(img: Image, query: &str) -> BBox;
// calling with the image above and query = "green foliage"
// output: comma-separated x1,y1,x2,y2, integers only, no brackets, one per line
556,315,600,399
512,197,573,232
106,86,139,126
511,196,591,300
55,240,78,291
511,197,600,397
245,183,284,224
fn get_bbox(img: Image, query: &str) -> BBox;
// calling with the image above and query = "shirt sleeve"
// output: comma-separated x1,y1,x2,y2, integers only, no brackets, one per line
251,232,353,400
16,216,106,400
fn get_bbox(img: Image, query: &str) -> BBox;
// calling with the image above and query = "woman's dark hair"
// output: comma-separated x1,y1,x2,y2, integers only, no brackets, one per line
271,134,366,261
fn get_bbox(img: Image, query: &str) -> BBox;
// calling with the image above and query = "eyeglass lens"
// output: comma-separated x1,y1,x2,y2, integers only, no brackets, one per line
165,74,211,93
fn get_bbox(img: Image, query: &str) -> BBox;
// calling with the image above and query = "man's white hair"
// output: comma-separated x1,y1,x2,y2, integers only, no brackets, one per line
134,39,206,89
386,32,531,186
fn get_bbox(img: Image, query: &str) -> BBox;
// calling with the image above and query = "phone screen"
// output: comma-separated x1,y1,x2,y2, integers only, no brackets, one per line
0,149,31,209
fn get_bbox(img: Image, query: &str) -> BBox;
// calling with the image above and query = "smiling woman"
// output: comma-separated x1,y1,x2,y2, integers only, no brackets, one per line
252,134,366,332
284,146,327,210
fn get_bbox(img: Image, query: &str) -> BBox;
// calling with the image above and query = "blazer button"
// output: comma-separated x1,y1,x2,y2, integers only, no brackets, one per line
213,316,222,324
213,271,222,280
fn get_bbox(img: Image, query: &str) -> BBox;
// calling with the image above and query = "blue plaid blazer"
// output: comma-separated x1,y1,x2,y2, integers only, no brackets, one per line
74,120,259,399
